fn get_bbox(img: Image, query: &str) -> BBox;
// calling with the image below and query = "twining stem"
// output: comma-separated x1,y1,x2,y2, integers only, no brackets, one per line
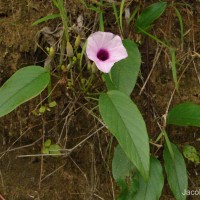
59,34,66,67
44,65,52,103
137,26,170,49
47,78,52,103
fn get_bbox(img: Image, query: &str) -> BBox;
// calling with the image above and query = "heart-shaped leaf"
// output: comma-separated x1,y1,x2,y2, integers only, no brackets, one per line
99,90,149,179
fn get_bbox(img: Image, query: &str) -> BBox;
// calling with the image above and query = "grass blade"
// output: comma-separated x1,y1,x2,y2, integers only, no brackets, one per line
173,6,184,48
112,3,120,29
128,5,140,25
170,48,178,89
119,0,125,33
99,0,104,31
31,14,60,26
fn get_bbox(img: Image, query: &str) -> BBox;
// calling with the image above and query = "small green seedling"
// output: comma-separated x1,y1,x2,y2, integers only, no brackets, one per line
42,139,61,155
48,101,57,108
32,101,57,116
183,145,200,165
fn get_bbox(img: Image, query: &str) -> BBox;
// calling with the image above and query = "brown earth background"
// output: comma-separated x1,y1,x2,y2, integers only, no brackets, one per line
0,0,200,199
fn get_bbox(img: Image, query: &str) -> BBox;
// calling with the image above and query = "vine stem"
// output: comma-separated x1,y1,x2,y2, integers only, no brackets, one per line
163,58,194,128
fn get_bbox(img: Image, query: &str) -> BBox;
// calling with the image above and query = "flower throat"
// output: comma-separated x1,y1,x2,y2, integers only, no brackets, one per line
97,49,109,61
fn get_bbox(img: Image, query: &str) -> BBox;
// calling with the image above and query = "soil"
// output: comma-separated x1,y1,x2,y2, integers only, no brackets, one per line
0,0,200,200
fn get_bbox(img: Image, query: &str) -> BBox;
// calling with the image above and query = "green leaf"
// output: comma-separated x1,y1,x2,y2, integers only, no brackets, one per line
44,139,52,148
103,73,116,91
42,147,49,154
48,101,57,108
99,90,149,179
112,144,135,182
127,176,139,199
118,176,139,200
163,130,174,160
112,145,139,200
31,14,61,26
133,157,164,200
135,2,167,32
106,40,141,96
117,179,130,200
163,143,188,200
49,144,61,155
167,102,200,127
39,105,46,113
0,66,50,117
183,145,200,164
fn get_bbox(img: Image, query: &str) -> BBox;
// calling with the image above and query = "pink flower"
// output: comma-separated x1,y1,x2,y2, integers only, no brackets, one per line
86,31,128,73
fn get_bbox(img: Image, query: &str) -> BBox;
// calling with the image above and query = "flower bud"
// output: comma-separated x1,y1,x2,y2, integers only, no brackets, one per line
48,101,57,108
67,63,72,70
72,56,77,63
87,63,91,71
91,62,98,74
81,78,86,85
77,53,81,59
49,47,55,58
67,81,72,88
125,8,130,20
39,106,46,113
66,41,74,57
74,35,81,48
61,65,66,71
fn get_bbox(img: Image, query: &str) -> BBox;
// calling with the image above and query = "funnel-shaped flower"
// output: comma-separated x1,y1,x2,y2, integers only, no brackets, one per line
86,31,128,73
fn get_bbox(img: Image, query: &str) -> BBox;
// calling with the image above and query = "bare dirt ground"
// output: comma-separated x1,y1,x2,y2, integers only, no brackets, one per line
0,0,200,199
